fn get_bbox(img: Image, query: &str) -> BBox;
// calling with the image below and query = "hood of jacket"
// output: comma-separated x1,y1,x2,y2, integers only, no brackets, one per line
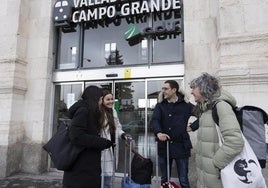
68,100,88,119
199,89,237,113
158,88,190,103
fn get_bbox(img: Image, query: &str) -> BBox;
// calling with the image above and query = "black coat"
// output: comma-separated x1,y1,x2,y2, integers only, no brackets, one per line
63,100,111,188
152,94,199,158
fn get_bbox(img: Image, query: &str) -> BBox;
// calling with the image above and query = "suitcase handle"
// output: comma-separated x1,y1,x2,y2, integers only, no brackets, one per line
166,140,170,181
155,139,171,182
124,139,135,181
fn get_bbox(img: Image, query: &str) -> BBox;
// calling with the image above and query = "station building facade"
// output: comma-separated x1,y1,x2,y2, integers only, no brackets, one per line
0,0,267,177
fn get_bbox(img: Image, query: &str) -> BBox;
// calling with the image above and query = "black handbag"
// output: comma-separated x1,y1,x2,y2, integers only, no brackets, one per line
131,153,153,184
43,120,84,171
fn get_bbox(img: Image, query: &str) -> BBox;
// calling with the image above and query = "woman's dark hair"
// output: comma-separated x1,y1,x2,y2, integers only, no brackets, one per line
82,85,103,102
81,86,103,130
99,90,116,134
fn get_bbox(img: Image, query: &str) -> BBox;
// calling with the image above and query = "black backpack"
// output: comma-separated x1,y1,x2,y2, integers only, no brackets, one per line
212,100,268,168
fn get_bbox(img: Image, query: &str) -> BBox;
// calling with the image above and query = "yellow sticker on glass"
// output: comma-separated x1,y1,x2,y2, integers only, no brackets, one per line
124,68,131,78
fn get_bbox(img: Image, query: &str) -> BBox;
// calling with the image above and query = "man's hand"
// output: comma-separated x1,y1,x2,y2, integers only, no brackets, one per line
157,133,170,141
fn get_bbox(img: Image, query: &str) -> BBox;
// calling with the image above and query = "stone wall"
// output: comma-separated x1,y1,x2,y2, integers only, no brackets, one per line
217,0,268,112
0,0,54,177
0,0,25,177
184,0,268,112
184,0,220,90
18,0,54,175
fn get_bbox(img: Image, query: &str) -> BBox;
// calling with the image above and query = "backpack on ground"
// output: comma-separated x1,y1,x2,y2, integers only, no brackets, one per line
212,100,268,168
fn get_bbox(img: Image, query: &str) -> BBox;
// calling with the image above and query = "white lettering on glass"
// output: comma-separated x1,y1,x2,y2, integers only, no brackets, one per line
71,0,181,22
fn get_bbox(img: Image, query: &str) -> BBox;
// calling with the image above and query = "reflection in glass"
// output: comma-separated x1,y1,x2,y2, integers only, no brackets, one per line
141,39,148,60
69,46,77,65
53,84,82,135
152,17,183,63
115,81,146,173
57,27,80,69
104,43,124,65
83,20,148,68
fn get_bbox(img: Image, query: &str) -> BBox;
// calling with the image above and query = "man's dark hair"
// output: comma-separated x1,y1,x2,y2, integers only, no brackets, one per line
165,80,179,95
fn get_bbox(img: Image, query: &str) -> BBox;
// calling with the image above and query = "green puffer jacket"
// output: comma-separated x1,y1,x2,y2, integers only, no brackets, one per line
195,89,244,188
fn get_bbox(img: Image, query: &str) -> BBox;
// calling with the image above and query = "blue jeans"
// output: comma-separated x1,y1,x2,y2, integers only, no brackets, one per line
159,157,190,188
103,176,112,188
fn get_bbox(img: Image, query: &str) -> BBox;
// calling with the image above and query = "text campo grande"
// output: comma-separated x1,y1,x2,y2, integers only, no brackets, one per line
72,0,181,23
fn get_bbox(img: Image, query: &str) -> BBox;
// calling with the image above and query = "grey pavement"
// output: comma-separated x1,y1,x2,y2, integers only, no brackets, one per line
0,157,267,188
0,171,63,188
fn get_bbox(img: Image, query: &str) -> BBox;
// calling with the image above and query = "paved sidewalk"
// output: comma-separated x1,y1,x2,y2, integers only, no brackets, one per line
0,171,63,188
0,160,267,188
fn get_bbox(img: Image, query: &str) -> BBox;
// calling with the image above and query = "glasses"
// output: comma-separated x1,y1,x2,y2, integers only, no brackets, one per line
162,87,171,91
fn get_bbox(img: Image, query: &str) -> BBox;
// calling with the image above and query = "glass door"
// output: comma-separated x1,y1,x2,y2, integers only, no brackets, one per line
53,83,84,135
113,78,183,175
83,80,147,173
51,82,84,168
84,78,184,175
52,77,184,176
114,80,146,173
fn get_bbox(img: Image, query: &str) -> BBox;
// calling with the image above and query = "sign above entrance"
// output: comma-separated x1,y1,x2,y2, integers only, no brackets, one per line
53,0,182,43
72,0,181,23
53,0,181,27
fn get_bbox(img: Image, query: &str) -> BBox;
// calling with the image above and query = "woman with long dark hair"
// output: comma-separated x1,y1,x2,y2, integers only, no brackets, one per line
63,86,113,188
99,90,132,188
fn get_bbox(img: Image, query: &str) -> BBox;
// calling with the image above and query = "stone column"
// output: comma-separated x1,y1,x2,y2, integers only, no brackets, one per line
0,0,26,177
0,0,54,177
183,0,220,91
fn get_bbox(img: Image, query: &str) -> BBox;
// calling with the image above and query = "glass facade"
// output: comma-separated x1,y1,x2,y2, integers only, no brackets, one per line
55,1,183,70
83,21,149,68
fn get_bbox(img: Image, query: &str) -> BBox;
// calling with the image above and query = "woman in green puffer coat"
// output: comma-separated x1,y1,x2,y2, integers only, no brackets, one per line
189,73,244,188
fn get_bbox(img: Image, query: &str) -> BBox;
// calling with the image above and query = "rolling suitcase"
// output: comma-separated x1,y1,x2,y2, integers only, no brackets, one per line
121,139,151,188
156,140,180,188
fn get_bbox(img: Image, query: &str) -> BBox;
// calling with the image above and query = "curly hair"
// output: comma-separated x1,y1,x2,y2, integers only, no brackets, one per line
190,72,220,100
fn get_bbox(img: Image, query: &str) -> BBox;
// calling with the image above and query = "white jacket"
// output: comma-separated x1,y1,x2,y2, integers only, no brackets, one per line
101,108,125,176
